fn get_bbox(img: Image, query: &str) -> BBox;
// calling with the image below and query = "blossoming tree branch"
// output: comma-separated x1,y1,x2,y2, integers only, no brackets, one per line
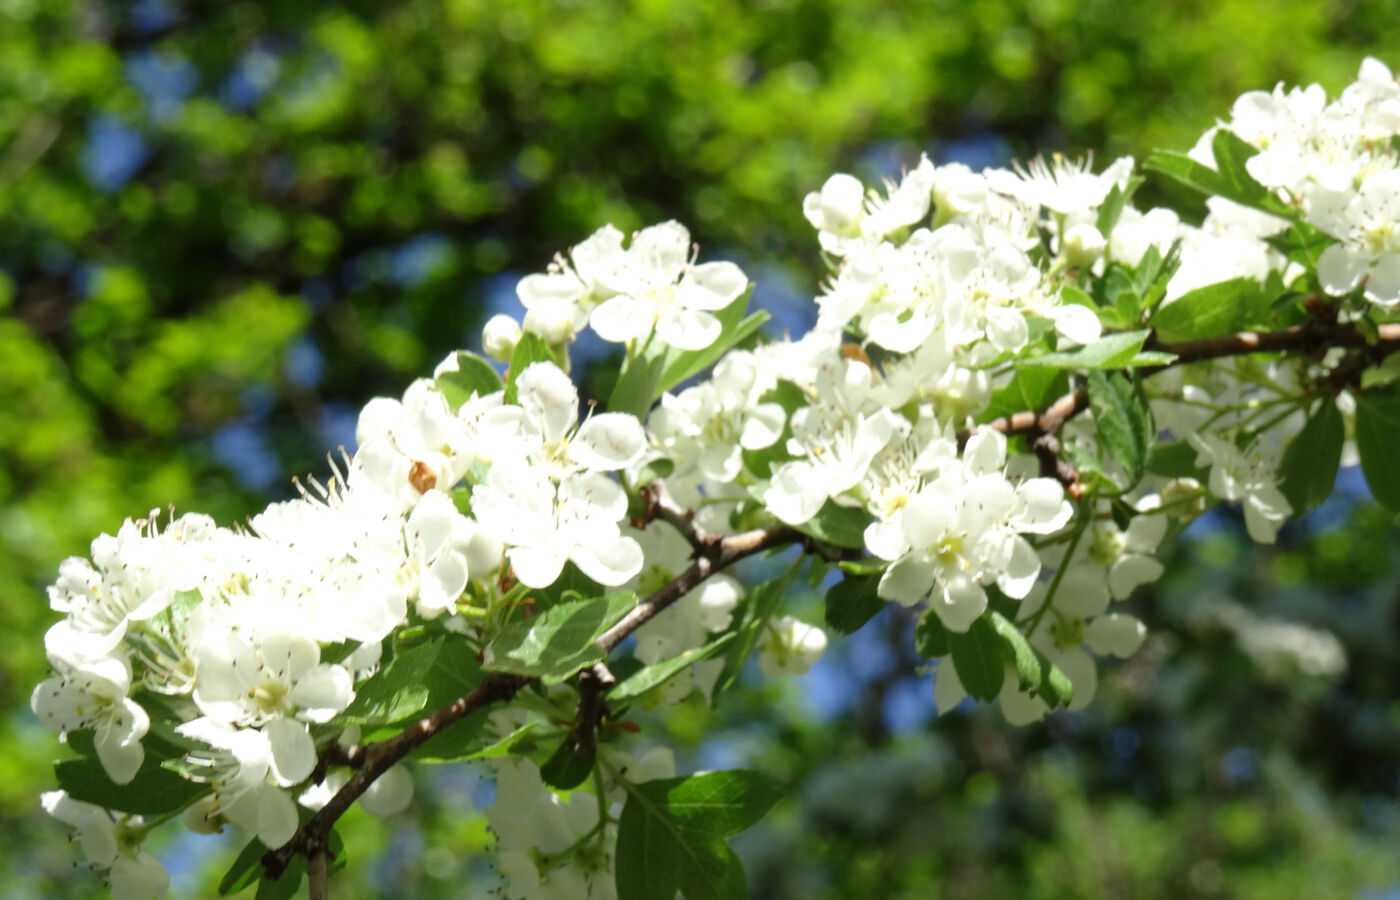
33,60,1400,900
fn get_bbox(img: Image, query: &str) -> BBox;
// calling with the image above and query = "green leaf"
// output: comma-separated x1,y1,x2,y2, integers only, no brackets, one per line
255,858,305,900
1211,129,1295,218
1144,134,1296,220
948,616,1005,701
913,608,950,658
1147,277,1266,342
607,634,737,704
341,637,483,727
1096,182,1127,237
435,350,503,410
824,572,885,635
981,366,1069,422
677,843,749,900
55,750,206,816
1355,383,1400,512
792,500,869,549
219,838,266,895
1032,647,1074,707
503,332,556,405
417,719,536,764
616,796,679,900
540,734,595,790
1025,330,1152,369
1278,397,1344,512
988,611,1041,692
484,592,637,683
718,565,802,694
615,770,784,900
608,348,668,420
1088,370,1155,485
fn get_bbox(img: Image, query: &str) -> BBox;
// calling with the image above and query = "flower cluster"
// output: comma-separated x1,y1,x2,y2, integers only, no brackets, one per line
33,58,1400,900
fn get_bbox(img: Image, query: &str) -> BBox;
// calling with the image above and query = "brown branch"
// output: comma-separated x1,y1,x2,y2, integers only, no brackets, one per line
636,480,707,552
263,521,808,883
598,524,800,652
308,846,330,900
262,673,530,880
960,320,1400,477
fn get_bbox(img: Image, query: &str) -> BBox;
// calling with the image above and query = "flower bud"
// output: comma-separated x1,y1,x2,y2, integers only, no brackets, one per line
802,173,865,236
482,314,522,362
1064,223,1107,266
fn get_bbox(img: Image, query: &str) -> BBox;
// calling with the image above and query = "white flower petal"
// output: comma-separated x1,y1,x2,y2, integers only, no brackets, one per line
574,413,647,470
656,307,722,350
934,576,988,633
1317,243,1366,296
679,262,748,310
265,717,316,786
1108,553,1165,599
290,665,354,723
419,551,469,614
507,545,569,590
590,295,654,343
1085,613,1147,657
877,556,935,606
571,535,644,587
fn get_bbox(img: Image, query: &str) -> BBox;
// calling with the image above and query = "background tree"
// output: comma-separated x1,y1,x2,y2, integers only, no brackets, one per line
6,1,1400,897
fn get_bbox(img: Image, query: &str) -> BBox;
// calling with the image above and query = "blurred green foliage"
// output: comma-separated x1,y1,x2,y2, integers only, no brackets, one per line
5,0,1400,897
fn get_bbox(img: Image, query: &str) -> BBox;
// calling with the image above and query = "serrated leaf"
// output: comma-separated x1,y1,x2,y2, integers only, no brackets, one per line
436,350,504,411
948,616,1005,701
615,769,783,900
417,719,536,764
503,333,556,405
484,592,637,683
1144,135,1296,220
341,637,483,727
1025,330,1151,369
1355,383,1400,512
1147,278,1266,342
913,608,950,658
677,842,749,900
792,500,869,549
1088,370,1154,485
1211,129,1296,218
824,572,884,635
608,634,737,704
1278,397,1344,512
55,750,206,816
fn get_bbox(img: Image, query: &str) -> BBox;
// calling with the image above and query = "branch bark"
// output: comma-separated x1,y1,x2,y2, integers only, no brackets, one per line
963,321,1400,445
266,318,1400,887
262,522,807,883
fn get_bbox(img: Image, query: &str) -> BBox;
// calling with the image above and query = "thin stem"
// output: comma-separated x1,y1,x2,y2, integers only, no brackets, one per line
1021,505,1091,636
